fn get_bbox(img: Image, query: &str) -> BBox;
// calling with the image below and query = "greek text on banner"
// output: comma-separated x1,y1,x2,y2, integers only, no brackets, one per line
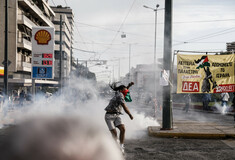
177,54,235,93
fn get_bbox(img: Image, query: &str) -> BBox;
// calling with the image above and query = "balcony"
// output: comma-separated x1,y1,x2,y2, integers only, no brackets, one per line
17,61,32,72
17,14,36,29
18,0,54,27
17,38,32,51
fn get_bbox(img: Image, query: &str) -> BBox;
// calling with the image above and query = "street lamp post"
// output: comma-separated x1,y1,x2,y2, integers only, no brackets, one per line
60,15,63,94
4,0,8,97
143,4,161,106
121,42,137,81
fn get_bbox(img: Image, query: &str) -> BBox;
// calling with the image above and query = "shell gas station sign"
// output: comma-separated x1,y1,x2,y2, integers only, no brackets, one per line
32,27,54,79
0,67,4,76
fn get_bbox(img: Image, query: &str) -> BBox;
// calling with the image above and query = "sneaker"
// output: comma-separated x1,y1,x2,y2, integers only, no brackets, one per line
120,144,125,154
116,139,120,145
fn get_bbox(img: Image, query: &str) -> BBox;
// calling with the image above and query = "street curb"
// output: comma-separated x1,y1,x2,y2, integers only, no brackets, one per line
148,126,235,139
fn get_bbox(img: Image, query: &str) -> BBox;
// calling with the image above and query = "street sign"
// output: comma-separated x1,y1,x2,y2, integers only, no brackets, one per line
32,27,54,79
2,60,11,66
32,66,53,79
160,70,169,86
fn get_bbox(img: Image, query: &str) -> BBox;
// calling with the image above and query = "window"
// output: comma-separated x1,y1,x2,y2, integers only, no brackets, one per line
22,55,26,62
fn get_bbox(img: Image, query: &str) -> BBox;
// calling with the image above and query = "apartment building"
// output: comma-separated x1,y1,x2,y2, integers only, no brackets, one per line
0,0,57,93
50,6,74,81
226,42,235,52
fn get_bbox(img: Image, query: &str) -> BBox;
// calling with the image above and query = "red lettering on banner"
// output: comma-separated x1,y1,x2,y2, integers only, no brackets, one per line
182,81,200,92
213,84,235,93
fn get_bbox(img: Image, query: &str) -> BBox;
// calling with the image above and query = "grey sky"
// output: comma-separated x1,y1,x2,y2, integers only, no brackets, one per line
50,0,235,82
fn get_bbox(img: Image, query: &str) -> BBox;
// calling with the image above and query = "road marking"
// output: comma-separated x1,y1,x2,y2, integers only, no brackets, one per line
222,140,235,149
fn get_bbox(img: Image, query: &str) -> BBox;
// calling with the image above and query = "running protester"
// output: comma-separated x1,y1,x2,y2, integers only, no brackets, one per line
104,82,134,153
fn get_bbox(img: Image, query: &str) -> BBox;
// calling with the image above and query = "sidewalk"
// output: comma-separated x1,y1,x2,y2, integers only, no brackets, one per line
173,103,235,115
149,103,235,139
148,121,235,139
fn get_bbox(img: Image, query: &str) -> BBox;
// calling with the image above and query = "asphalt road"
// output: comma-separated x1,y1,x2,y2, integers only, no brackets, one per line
125,136,235,160
125,101,235,160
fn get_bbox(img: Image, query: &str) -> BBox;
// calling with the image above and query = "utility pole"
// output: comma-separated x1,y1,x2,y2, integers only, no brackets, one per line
162,0,173,130
70,33,73,73
4,0,8,97
118,58,121,81
109,58,121,81
129,44,131,81
59,15,63,93
85,60,88,78
112,64,115,82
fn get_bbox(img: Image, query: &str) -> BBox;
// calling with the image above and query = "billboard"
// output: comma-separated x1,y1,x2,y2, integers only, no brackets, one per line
32,27,54,79
177,54,235,93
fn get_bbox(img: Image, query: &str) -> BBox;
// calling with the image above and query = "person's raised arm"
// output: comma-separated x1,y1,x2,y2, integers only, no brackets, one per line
121,103,133,120
127,82,134,89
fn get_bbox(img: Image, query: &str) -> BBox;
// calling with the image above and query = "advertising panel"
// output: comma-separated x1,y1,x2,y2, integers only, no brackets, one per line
177,54,235,93
31,27,54,79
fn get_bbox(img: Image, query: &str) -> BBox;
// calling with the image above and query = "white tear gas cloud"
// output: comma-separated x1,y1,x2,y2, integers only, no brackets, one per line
0,76,159,159
123,111,158,139
2,77,159,139
0,116,124,160
214,102,231,115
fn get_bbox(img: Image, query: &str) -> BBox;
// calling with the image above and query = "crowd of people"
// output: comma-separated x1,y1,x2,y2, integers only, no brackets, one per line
0,89,53,109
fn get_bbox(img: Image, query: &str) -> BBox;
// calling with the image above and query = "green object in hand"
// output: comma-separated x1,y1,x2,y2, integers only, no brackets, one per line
125,92,132,102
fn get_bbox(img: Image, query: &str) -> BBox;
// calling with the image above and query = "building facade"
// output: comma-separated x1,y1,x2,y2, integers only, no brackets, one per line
50,6,74,81
226,42,235,52
0,0,57,95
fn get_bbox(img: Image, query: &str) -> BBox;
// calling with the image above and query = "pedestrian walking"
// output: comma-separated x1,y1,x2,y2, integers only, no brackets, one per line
0,90,3,111
183,94,191,113
19,90,25,106
202,93,211,111
144,92,152,105
221,92,229,107
232,92,235,122
104,82,134,154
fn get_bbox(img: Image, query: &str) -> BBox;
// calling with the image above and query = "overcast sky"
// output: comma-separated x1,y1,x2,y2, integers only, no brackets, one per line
50,0,235,82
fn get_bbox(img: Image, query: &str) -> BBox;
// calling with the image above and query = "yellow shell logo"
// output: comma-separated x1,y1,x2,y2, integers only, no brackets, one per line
34,30,51,45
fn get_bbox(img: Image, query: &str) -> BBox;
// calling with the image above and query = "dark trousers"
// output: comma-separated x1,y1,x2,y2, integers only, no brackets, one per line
221,101,228,107
203,101,209,110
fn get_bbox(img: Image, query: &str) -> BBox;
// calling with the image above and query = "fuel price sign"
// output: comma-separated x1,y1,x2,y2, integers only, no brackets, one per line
42,53,53,58
32,27,54,79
